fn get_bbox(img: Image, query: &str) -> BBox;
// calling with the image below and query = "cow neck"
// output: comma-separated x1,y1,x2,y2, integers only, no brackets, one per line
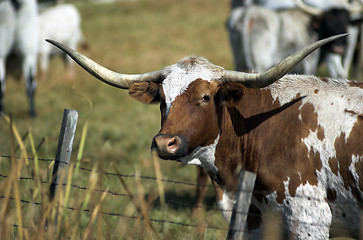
213,85,293,194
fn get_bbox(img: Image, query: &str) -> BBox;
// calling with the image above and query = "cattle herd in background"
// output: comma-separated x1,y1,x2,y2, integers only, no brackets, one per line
0,0,85,117
0,0,362,115
228,0,363,78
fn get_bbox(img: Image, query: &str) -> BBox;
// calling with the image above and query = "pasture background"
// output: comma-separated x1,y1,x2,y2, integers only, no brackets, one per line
0,0,234,239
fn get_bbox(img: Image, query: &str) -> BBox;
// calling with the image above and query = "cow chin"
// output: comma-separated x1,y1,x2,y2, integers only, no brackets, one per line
151,133,220,174
151,134,188,161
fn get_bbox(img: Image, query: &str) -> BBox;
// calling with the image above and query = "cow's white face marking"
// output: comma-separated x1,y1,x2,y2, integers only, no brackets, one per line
162,57,223,114
160,57,223,173
179,135,220,175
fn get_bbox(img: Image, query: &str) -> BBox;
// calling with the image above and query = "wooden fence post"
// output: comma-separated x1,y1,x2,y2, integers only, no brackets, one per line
49,109,78,200
226,171,256,240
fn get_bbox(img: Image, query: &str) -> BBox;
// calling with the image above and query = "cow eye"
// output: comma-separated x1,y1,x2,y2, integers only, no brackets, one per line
202,94,211,102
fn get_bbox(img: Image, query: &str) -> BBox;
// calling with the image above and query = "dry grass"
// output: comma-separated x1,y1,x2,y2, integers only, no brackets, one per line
0,0,231,239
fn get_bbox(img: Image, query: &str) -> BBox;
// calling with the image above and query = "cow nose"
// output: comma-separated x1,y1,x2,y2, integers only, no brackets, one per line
151,134,184,160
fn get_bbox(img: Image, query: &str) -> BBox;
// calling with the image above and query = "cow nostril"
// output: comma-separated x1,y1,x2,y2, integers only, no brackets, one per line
168,138,177,147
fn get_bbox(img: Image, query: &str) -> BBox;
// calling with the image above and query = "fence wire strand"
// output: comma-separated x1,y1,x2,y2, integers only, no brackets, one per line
0,154,360,235
0,155,358,207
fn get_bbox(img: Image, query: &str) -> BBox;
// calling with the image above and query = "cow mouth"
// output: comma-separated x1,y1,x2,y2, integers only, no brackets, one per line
151,134,188,161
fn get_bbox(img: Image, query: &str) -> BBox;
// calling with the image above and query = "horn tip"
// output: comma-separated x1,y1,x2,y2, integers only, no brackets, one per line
45,39,55,44
46,39,63,48
331,33,349,40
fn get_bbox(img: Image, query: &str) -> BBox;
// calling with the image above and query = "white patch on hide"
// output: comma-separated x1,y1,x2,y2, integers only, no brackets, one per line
251,179,331,239
349,155,363,198
283,180,331,240
179,135,220,174
217,191,235,221
275,75,363,238
268,75,362,146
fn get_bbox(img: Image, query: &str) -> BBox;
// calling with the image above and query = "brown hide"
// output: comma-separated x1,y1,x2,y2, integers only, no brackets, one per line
214,84,322,204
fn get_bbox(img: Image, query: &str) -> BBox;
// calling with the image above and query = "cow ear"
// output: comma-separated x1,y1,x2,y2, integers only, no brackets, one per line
216,82,244,106
128,82,161,104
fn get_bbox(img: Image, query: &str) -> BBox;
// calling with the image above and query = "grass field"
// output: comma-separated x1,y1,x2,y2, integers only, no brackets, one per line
0,0,233,239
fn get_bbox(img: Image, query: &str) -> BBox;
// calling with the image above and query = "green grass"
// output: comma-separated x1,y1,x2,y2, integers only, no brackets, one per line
0,0,231,239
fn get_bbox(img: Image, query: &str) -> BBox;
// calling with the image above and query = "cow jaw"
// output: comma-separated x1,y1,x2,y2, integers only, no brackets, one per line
179,134,220,174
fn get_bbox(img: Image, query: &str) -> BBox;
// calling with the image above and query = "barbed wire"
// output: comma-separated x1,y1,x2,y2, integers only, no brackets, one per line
1,193,352,233
0,169,359,226
0,194,229,232
0,221,72,240
0,173,223,213
0,155,213,189
0,154,360,235
0,154,360,208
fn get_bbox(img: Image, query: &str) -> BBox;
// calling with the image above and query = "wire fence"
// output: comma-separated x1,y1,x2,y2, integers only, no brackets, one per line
0,153,360,237
0,154,230,234
1,154,359,207
0,152,362,239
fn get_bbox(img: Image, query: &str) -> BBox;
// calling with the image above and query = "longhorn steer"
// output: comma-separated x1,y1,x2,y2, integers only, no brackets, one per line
47,35,363,239
227,2,362,78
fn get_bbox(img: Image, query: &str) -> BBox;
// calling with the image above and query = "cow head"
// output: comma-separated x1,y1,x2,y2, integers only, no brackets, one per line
296,0,363,56
46,35,346,170
129,58,224,172
314,8,350,55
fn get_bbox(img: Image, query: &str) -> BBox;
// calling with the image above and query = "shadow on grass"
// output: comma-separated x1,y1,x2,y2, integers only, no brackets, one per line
151,188,218,212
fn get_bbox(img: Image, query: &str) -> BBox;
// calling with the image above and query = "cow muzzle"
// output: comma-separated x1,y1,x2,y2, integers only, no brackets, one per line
332,45,345,55
151,134,187,160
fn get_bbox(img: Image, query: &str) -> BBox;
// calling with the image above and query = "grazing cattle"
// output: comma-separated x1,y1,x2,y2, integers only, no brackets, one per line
0,0,38,117
48,35,363,239
38,4,87,78
227,1,362,78
0,1,16,113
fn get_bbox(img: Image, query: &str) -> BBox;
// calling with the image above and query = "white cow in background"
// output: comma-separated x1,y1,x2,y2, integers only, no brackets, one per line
0,0,38,117
38,4,87,77
0,1,16,103
228,0,363,78
253,0,360,10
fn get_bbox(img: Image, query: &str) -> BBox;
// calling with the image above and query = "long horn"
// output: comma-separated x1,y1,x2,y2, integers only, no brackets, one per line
295,0,362,14
46,39,165,89
222,34,348,88
294,0,323,16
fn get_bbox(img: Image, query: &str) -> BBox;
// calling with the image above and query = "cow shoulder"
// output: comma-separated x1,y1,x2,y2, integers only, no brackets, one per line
128,82,161,104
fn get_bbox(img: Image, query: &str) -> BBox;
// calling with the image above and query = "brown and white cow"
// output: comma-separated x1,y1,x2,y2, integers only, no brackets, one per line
47,35,363,239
